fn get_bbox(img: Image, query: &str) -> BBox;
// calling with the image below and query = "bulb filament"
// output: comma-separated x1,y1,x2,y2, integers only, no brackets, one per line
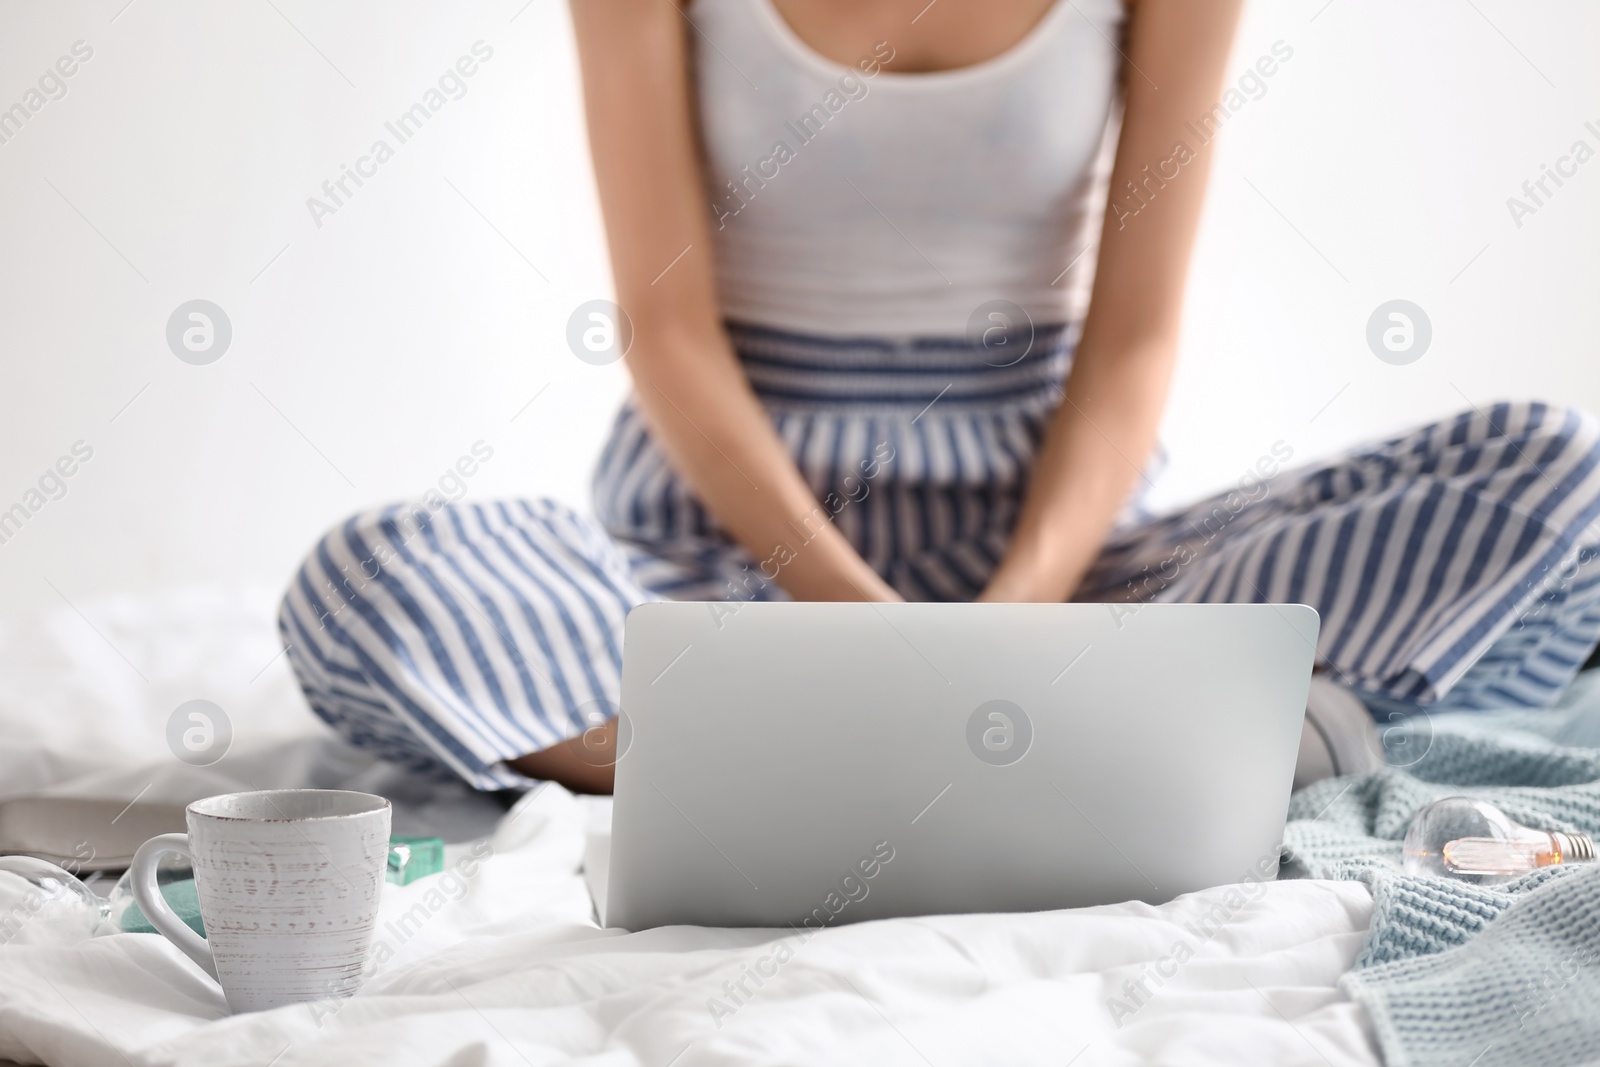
1441,837,1556,876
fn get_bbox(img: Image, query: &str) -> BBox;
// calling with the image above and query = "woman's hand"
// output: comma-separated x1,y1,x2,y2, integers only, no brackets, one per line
569,0,896,604
982,0,1245,605
976,538,1074,602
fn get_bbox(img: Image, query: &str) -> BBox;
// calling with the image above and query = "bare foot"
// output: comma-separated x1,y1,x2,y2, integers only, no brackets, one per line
506,718,618,794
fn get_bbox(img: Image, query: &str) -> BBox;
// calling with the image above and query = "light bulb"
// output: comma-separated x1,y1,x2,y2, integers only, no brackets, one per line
0,856,109,946
1402,796,1597,885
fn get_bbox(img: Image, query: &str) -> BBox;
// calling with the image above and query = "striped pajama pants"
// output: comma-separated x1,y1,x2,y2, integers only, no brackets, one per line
279,322,1600,790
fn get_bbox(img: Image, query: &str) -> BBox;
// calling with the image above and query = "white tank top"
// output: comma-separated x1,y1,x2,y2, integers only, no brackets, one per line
691,0,1125,337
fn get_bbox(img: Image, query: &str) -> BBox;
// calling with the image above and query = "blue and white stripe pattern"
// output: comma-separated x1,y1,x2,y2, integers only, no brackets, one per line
1077,402,1600,714
280,322,1600,789
280,500,649,789
591,319,1162,603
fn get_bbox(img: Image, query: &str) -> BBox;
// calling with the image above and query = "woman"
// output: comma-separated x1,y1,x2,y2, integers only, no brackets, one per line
280,0,1600,795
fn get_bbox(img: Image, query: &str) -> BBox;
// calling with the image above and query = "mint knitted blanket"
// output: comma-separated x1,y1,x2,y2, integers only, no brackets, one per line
1280,673,1600,1067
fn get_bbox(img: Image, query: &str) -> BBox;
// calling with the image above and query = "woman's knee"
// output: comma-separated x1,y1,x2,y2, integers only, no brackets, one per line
280,495,640,652
279,506,402,642
1556,406,1600,467
1484,400,1600,458
1464,404,1600,545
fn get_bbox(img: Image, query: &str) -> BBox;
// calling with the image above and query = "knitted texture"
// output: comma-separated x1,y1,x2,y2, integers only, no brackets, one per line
1278,681,1600,1067
1341,865,1600,1067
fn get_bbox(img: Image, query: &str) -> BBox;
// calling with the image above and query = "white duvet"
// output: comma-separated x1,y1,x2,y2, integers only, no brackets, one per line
0,587,1381,1066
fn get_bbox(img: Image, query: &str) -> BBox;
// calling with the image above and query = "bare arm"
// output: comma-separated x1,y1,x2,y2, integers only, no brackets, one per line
568,0,898,603
980,0,1245,603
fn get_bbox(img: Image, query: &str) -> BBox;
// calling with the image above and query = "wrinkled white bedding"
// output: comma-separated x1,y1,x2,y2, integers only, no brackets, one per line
0,587,1381,1066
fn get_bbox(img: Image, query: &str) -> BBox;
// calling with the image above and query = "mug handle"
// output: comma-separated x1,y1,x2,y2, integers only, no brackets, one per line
130,833,218,980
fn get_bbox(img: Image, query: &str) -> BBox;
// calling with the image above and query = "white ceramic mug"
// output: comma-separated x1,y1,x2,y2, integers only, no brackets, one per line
130,789,391,1013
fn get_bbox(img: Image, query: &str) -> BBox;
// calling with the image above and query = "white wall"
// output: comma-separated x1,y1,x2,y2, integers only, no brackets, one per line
1,0,1596,614
1157,0,1600,511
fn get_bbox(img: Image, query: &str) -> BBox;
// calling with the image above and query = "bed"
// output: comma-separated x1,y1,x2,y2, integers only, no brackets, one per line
0,585,1385,1066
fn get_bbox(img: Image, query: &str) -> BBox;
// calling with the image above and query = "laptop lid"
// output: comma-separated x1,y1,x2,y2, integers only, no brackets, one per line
605,601,1318,930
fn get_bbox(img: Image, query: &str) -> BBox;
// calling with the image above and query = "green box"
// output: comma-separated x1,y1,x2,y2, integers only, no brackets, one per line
386,835,445,885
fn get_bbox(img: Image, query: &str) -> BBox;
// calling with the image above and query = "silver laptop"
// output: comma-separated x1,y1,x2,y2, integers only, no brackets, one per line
604,601,1318,930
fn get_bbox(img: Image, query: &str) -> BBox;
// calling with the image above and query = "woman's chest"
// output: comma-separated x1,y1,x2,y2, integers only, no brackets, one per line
766,0,1067,74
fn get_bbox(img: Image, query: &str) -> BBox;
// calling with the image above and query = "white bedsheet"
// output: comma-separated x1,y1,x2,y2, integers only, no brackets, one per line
0,587,1382,1066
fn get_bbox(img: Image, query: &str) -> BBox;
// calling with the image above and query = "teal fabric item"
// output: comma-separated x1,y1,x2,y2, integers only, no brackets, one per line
120,878,206,937
1342,866,1600,1067
1277,672,1600,1067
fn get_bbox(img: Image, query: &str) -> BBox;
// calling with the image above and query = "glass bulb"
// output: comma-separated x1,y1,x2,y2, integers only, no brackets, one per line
0,856,110,946
1402,796,1597,885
